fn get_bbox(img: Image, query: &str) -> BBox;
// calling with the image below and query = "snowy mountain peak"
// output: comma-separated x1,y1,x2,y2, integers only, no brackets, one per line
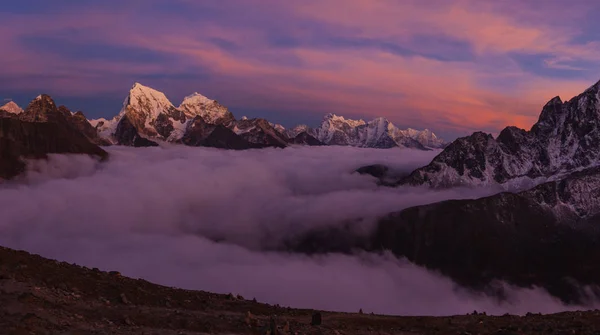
178,91,233,124
323,113,366,127
303,113,443,149
0,101,23,114
126,82,174,110
180,92,214,106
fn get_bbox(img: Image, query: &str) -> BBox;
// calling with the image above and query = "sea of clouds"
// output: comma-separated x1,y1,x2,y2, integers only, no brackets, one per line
0,145,593,315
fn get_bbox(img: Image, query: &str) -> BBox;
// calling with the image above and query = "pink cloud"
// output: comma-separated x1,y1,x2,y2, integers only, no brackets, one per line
1,1,598,138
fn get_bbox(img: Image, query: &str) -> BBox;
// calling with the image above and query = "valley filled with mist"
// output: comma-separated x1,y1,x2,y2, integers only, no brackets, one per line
0,145,593,316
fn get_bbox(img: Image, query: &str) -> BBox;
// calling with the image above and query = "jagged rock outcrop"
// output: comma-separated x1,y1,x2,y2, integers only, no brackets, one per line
18,95,64,123
233,118,288,148
0,114,108,180
284,124,315,139
114,114,159,147
68,111,112,146
354,164,407,186
289,131,323,146
15,96,111,146
181,116,252,150
402,80,600,188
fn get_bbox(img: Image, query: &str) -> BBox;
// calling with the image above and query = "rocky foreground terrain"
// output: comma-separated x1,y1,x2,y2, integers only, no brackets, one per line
2,246,600,335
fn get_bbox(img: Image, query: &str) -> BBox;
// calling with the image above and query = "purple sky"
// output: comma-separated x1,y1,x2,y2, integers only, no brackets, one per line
2,0,600,139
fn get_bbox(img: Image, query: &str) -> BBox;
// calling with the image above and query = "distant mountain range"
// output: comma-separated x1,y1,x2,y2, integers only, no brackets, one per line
5,82,442,150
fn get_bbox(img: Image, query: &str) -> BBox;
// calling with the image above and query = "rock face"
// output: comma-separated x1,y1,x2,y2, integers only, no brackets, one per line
232,118,288,148
15,96,111,146
181,116,252,150
354,164,406,186
403,81,600,188
289,131,324,146
114,115,159,147
0,103,108,180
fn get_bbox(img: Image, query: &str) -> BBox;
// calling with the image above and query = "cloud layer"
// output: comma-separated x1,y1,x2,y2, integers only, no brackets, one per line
0,146,595,315
2,1,600,139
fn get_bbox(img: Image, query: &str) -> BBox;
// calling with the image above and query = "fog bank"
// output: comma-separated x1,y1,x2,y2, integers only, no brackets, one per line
0,146,591,315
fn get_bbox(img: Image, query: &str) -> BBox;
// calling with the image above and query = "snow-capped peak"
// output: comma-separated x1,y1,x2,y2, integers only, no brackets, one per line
308,113,445,148
126,82,174,111
0,101,23,114
177,90,233,124
180,92,214,107
323,113,366,127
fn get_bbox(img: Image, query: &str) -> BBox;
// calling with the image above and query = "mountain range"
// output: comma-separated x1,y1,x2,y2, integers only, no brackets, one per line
6,78,600,304
400,81,600,189
4,83,442,150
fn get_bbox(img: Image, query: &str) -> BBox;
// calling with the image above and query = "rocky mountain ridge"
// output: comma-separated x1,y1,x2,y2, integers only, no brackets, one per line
401,79,600,188
0,95,108,180
284,114,446,149
4,83,446,150
85,82,444,150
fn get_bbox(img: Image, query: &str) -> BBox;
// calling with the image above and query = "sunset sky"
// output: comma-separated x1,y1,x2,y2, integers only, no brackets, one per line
2,0,600,140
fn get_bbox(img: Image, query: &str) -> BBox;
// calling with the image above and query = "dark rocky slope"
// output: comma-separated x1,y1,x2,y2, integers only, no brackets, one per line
114,114,159,147
0,117,108,180
288,166,600,303
3,245,600,334
289,131,324,146
234,118,289,148
181,116,253,150
0,95,109,180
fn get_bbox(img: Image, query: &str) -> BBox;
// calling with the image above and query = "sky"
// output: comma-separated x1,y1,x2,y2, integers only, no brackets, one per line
2,0,600,140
